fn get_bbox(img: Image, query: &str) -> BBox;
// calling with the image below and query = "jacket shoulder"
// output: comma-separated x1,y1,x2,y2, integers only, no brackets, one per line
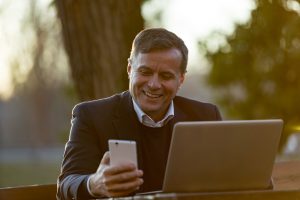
174,96,222,120
174,95,216,108
73,91,127,114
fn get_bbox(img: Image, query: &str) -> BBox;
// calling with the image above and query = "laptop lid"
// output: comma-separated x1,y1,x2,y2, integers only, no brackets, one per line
162,119,283,193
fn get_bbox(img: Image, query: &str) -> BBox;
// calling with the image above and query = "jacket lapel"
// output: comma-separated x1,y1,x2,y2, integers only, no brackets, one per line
112,91,141,142
172,97,189,123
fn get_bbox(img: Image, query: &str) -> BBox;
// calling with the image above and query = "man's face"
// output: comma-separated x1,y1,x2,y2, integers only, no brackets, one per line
128,48,185,121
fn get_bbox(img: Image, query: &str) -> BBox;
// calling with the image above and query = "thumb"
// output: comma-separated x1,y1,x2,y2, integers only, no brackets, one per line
101,151,110,165
96,151,110,173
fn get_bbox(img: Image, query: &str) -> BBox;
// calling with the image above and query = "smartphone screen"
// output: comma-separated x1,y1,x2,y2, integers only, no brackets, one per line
108,140,138,167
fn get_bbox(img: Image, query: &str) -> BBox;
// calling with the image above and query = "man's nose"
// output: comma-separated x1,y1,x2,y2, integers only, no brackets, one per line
148,75,161,89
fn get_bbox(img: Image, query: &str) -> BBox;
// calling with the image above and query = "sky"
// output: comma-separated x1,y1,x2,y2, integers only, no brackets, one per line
0,0,52,99
0,1,26,99
0,0,255,99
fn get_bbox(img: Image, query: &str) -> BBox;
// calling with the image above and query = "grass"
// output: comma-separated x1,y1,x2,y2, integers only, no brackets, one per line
0,161,60,188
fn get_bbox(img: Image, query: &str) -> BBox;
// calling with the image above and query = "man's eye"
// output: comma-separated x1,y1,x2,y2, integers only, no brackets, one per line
161,73,174,80
139,70,152,76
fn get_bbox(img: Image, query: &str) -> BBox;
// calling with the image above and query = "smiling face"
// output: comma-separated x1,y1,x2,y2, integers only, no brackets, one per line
128,48,185,121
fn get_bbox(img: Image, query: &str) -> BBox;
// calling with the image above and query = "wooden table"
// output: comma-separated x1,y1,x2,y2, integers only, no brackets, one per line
272,160,300,190
115,160,300,200
1,160,300,200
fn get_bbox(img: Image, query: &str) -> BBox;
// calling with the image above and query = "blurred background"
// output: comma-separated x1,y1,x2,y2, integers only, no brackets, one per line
1,0,300,187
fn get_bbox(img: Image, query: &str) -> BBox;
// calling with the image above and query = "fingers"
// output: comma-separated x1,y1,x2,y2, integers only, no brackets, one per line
103,169,143,185
91,152,144,198
102,166,143,197
106,177,143,192
91,170,143,198
105,178,144,197
91,161,144,198
104,162,137,176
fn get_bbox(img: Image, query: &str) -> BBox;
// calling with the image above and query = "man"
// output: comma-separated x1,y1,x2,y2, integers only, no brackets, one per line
57,28,222,200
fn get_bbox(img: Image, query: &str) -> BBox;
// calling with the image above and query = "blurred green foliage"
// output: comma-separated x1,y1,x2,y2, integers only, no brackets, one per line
201,0,300,148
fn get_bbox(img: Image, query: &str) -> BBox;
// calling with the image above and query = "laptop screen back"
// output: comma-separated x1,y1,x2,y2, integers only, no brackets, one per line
163,119,283,193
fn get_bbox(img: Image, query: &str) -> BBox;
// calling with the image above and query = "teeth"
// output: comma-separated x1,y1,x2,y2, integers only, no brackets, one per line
145,91,161,98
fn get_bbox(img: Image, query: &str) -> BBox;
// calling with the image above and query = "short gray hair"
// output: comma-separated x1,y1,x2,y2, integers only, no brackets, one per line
129,28,188,74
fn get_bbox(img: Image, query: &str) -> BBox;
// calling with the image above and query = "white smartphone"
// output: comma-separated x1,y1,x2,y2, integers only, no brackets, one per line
108,139,138,167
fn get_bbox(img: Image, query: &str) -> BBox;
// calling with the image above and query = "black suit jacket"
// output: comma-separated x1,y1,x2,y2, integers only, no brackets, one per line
57,91,222,200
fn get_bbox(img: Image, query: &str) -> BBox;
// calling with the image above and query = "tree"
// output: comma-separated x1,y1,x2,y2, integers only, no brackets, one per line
55,0,144,101
201,0,300,147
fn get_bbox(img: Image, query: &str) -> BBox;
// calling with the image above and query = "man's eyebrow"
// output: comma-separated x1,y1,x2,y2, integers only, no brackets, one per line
138,65,147,68
137,65,150,70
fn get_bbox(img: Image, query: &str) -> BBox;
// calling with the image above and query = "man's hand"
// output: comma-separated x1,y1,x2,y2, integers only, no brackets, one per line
89,151,144,197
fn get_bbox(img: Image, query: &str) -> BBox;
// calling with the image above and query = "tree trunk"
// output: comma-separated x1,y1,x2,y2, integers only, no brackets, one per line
56,0,144,101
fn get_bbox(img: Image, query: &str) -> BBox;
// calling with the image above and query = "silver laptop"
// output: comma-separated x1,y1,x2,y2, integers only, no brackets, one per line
162,119,283,193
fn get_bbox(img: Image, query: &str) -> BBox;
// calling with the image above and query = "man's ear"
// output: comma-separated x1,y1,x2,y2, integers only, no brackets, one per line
127,58,132,78
127,58,131,78
179,73,185,86
127,64,131,78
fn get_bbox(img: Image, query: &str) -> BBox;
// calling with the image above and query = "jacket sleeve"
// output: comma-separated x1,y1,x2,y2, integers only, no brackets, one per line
57,103,103,200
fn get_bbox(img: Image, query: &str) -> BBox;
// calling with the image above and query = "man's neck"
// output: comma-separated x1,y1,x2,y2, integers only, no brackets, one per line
131,98,174,128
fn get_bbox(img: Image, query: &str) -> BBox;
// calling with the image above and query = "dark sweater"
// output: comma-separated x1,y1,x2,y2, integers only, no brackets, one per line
137,122,173,192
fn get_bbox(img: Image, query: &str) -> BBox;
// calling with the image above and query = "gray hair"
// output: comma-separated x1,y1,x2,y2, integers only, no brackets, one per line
129,28,188,74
